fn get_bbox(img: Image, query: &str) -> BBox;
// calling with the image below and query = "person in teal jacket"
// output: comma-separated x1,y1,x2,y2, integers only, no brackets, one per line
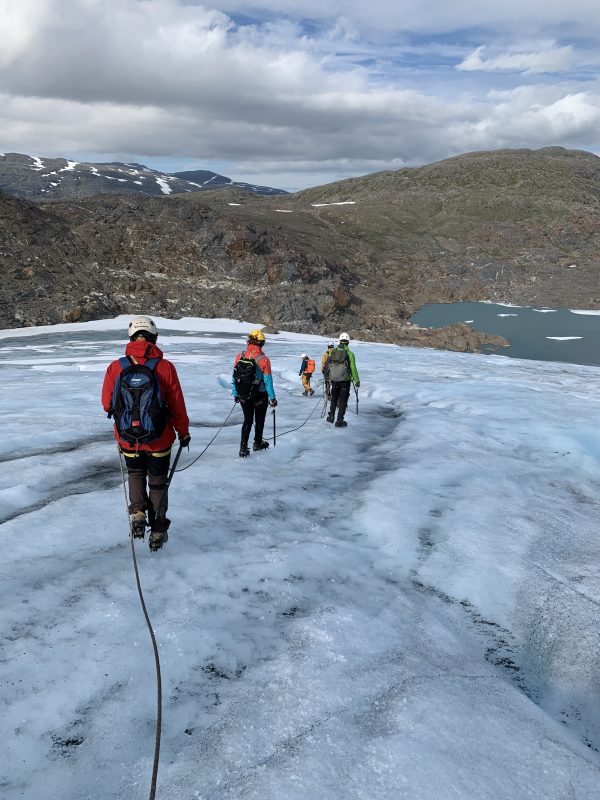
232,329,277,457
326,332,359,427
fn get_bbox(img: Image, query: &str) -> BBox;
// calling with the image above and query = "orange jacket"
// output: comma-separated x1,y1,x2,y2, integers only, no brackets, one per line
101,339,189,451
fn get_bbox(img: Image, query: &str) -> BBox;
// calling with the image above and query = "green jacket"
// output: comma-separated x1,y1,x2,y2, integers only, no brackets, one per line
330,344,359,384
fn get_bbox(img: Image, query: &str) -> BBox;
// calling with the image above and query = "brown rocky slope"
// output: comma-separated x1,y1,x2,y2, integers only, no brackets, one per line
2,146,600,351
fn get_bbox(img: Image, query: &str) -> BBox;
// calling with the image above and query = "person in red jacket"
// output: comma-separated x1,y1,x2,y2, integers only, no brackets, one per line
102,316,190,551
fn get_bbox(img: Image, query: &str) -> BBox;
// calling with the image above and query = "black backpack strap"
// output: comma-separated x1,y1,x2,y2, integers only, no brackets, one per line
240,351,265,367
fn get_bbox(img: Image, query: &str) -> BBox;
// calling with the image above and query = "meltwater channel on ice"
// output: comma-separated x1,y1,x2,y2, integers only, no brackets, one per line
1,315,600,800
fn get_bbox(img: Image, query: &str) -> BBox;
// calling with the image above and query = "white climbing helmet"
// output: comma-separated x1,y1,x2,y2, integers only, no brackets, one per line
128,315,158,339
301,353,308,358
338,332,351,343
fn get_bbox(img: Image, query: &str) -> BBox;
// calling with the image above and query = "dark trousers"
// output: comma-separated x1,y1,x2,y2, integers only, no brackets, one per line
240,392,269,444
329,381,351,421
122,449,171,529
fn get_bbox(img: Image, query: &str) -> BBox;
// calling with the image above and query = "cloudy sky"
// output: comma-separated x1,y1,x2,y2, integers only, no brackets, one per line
2,0,600,191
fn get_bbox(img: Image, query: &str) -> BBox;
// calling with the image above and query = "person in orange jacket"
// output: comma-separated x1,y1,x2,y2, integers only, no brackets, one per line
299,353,316,396
102,316,190,551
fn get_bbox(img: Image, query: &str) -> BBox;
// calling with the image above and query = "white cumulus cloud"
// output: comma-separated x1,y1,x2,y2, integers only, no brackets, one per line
1,0,600,189
458,45,575,74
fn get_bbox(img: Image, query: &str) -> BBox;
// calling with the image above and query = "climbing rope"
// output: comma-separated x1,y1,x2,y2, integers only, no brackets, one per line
174,390,328,469
174,403,237,473
267,393,324,441
112,377,347,797
118,448,163,800
111,372,342,799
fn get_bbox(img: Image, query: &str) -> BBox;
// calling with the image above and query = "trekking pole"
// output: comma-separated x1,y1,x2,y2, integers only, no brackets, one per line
354,385,359,414
154,442,184,521
272,407,277,446
167,442,184,484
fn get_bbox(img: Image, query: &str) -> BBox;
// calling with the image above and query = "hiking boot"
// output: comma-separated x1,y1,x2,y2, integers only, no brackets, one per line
130,511,147,539
335,419,348,428
326,413,334,423
309,389,315,396
253,440,269,451
302,391,308,396
149,530,168,552
149,518,170,551
239,442,250,457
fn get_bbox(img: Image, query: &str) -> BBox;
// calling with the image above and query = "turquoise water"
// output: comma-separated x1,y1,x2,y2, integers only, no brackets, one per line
410,302,600,366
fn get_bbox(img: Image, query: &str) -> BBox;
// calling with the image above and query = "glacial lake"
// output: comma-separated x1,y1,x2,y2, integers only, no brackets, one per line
410,302,600,367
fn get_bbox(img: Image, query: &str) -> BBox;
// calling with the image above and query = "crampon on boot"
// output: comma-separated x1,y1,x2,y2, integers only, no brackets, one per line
326,413,334,423
335,418,348,427
239,442,250,458
149,518,170,552
149,531,168,551
130,511,147,539
253,440,269,451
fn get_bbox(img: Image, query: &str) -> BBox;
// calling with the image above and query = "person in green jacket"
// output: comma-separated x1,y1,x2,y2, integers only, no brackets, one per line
326,332,360,427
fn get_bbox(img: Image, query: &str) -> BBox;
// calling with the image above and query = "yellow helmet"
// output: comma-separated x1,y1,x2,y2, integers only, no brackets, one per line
248,328,266,344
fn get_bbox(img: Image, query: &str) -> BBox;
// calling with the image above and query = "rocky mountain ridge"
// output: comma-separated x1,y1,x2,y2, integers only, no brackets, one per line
0,152,287,202
2,146,600,352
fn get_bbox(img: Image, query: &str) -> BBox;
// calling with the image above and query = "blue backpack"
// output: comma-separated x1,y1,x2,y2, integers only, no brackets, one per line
111,357,168,445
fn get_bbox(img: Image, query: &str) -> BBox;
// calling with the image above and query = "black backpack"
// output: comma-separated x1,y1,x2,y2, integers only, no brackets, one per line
111,357,168,445
327,347,350,382
233,352,264,400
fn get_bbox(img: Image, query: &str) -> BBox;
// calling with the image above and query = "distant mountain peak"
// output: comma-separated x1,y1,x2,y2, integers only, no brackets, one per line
0,152,288,201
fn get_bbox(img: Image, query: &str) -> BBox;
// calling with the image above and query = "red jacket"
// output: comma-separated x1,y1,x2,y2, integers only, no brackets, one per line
101,340,189,451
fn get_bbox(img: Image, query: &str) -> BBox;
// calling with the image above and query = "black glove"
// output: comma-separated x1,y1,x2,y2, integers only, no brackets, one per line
270,399,278,408
106,408,113,419
355,381,360,388
234,396,241,403
179,433,191,447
